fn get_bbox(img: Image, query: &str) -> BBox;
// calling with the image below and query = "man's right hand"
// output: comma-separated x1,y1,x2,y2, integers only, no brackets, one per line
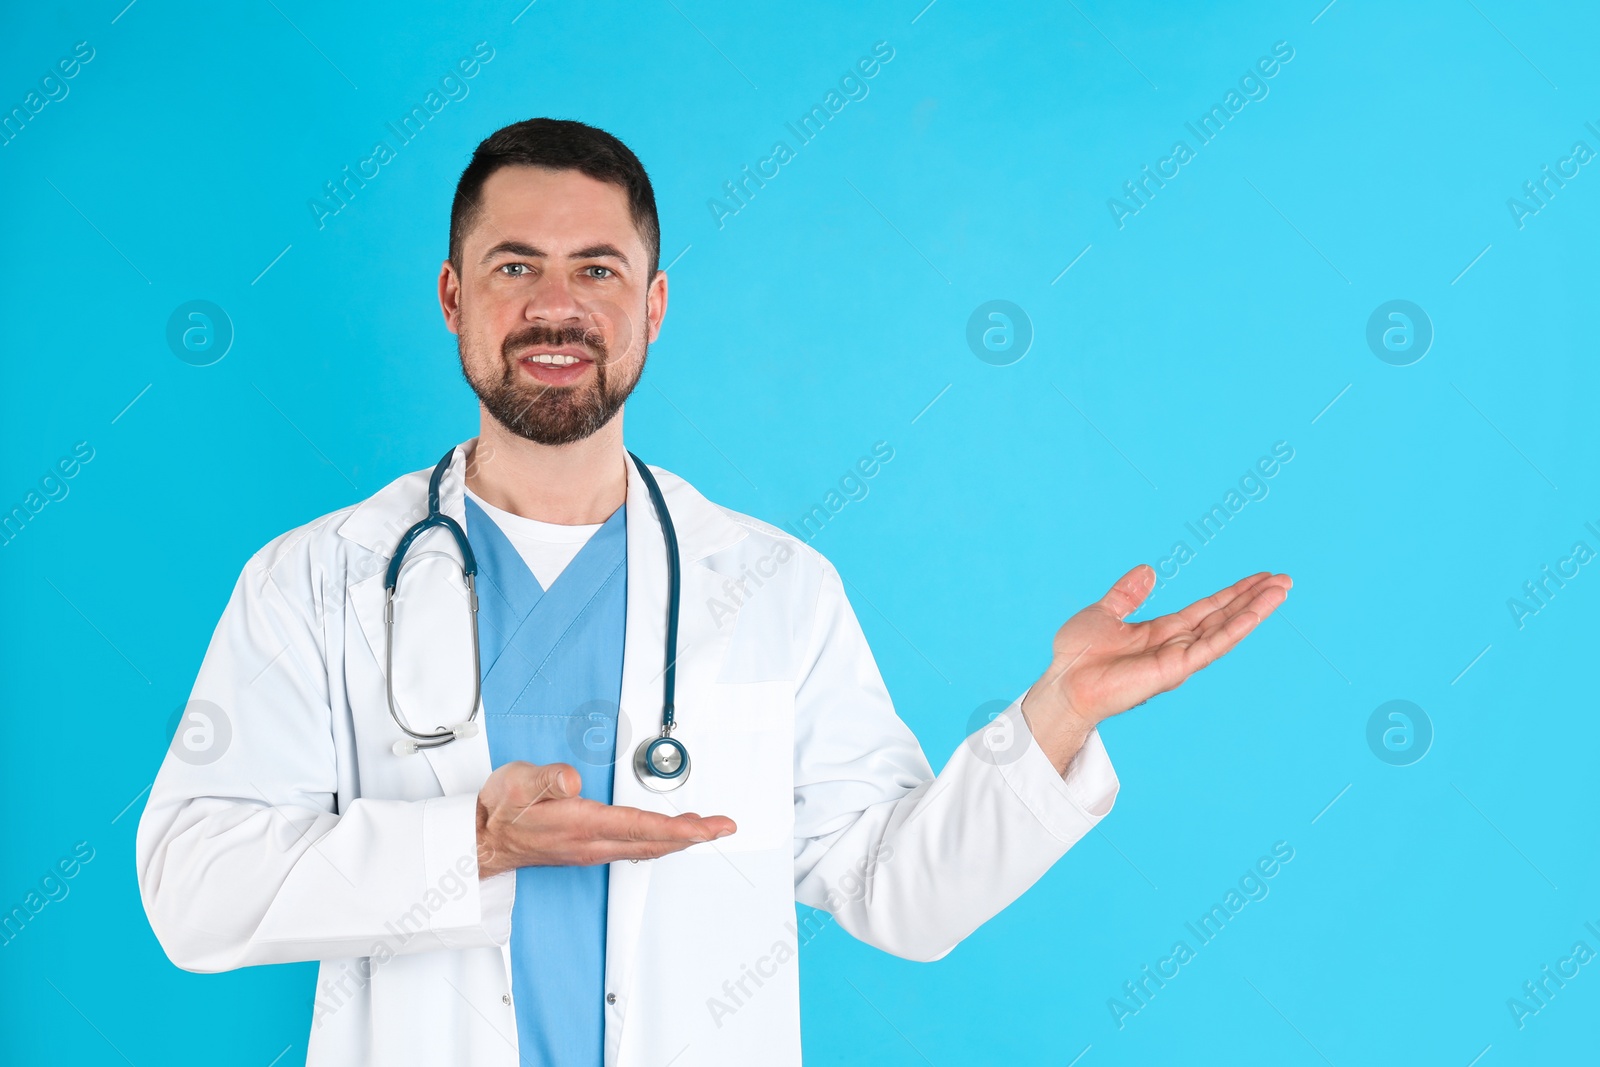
476,761,736,879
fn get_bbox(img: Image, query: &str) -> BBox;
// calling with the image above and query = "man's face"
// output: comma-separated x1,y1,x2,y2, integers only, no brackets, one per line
439,165,666,445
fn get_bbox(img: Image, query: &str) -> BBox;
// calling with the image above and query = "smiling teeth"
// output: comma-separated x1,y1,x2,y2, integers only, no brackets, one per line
527,354,581,365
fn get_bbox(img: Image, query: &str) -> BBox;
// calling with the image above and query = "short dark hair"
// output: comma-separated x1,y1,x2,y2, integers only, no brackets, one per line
449,117,660,276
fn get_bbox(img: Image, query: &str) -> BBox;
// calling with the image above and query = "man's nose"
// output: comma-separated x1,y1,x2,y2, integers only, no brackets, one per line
522,270,585,324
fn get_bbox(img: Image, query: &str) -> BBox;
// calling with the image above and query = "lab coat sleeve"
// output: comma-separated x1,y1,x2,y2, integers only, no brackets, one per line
791,557,1119,963
135,540,509,973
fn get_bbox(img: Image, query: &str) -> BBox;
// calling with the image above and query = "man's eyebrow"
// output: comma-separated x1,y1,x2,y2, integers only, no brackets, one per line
480,240,544,264
571,243,629,267
479,241,630,268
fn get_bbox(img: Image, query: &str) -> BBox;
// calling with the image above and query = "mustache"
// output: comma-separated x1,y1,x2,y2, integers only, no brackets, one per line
502,324,607,361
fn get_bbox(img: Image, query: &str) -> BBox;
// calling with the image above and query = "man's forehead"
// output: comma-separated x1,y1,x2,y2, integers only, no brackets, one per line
473,165,637,247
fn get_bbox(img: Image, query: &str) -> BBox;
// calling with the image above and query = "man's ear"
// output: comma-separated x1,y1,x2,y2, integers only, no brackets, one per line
438,259,462,334
645,268,669,343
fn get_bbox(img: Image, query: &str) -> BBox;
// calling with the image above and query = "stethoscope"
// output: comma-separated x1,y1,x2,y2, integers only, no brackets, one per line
383,446,691,792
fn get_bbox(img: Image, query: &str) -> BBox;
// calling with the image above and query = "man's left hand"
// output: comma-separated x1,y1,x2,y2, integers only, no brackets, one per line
1020,566,1292,774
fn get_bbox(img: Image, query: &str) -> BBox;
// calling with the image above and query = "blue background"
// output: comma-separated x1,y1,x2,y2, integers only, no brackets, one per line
3,0,1596,1063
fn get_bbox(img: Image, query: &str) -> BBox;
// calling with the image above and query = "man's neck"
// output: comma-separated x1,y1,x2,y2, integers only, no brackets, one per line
464,408,628,525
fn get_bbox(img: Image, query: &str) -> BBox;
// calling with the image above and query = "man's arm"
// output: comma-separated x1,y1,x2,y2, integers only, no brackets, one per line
791,559,1288,963
136,536,735,974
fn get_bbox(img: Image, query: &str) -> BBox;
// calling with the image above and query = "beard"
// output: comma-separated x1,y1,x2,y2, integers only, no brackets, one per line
458,319,645,446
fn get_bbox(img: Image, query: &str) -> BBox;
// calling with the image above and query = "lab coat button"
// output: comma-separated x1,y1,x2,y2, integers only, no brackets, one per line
606,993,617,1005
502,994,511,1005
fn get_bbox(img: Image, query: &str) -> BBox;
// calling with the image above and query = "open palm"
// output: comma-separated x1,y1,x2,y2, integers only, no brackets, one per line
1040,565,1292,727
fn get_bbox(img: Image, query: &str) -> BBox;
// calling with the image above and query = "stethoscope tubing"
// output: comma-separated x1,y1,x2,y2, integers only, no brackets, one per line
623,450,680,735
383,446,686,782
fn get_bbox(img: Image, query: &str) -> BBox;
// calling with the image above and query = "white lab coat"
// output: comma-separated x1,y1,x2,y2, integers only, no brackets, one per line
136,437,1119,1066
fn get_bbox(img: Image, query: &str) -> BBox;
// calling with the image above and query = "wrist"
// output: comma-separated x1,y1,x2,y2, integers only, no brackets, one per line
1021,681,1097,776
476,799,506,880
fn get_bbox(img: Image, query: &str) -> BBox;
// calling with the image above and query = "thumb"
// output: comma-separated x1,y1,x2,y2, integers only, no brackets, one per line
1098,564,1155,620
536,762,581,801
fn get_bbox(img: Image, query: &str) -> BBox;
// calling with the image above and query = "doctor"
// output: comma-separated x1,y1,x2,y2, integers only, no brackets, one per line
137,118,1290,1066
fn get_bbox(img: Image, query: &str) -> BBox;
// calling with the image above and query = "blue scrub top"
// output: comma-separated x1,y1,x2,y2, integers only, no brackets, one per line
465,496,627,1067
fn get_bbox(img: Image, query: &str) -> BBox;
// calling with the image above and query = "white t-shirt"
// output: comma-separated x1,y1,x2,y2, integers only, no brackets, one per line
464,487,610,591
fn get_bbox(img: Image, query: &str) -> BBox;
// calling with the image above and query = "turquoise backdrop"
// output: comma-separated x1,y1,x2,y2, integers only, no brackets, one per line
3,0,1596,1063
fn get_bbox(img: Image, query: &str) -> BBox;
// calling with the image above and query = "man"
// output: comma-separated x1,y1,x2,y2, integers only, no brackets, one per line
137,118,1290,1066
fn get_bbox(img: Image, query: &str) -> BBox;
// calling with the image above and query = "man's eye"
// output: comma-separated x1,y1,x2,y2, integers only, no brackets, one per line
585,266,614,279
499,263,530,277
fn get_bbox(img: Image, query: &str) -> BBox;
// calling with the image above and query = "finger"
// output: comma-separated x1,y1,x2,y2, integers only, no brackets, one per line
1142,572,1276,644
1097,565,1157,620
581,836,711,865
504,764,582,831
629,816,737,851
1188,574,1291,640
1180,584,1288,672
614,808,700,842
594,805,733,843
669,814,735,837
643,815,734,841
553,838,688,866
532,762,580,802
579,816,738,864
1170,572,1273,628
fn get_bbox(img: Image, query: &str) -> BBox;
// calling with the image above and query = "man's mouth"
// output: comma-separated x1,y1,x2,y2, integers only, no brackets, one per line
515,345,598,386
518,346,594,366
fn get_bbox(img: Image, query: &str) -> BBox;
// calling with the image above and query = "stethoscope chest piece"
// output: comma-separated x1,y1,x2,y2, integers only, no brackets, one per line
633,734,691,792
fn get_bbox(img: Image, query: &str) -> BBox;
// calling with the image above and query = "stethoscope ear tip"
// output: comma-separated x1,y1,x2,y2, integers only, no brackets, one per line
392,721,479,756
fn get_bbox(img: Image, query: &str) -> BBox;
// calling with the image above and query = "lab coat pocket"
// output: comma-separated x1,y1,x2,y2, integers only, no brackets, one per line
675,680,794,854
